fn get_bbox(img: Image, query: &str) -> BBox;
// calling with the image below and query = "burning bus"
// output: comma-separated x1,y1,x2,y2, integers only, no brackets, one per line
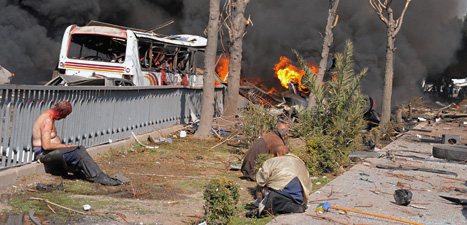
47,21,207,87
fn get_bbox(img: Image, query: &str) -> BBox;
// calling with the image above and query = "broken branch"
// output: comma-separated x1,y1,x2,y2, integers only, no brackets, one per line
30,197,86,215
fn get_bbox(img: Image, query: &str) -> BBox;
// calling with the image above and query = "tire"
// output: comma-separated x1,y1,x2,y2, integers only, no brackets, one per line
432,144,467,161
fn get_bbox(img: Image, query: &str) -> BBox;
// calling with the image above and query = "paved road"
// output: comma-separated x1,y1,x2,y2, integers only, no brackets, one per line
270,121,467,225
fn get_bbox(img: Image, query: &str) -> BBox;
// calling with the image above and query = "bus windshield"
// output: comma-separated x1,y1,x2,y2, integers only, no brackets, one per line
67,34,127,63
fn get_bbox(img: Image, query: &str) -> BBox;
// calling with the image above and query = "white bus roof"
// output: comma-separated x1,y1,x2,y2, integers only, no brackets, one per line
133,32,206,47
71,26,127,39
76,20,207,48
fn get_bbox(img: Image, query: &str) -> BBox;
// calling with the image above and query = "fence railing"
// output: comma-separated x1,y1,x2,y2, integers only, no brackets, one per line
0,85,226,169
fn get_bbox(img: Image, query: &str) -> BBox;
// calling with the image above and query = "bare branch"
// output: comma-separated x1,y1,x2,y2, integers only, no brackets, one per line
394,0,412,35
369,0,390,26
333,15,339,28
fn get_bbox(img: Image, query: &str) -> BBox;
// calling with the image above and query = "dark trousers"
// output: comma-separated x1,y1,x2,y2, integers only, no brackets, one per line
260,189,307,216
35,146,103,178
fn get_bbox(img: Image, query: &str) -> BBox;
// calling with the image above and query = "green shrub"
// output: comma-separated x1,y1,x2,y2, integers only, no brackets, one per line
203,178,239,225
255,153,273,173
293,40,367,175
240,104,277,145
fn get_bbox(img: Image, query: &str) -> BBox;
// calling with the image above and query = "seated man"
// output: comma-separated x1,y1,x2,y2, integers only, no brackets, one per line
32,101,122,186
240,123,289,181
253,145,312,217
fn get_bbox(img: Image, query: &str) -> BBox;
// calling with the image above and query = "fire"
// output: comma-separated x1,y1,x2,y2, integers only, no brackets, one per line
267,87,278,94
215,55,230,85
273,56,318,92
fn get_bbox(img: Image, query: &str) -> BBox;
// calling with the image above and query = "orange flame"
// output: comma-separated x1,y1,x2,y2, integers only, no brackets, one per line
215,56,230,85
267,87,278,94
273,56,318,93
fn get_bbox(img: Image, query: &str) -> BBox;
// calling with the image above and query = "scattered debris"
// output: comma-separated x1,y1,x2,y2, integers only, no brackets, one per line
376,164,458,177
439,195,467,205
0,193,10,205
432,144,467,161
29,209,40,225
316,203,423,225
30,197,86,215
349,151,383,158
36,182,63,192
230,165,240,170
308,198,339,203
111,174,130,184
83,204,91,211
359,178,373,183
132,132,159,149
354,204,373,208
394,189,412,206
441,134,461,144
436,175,466,182
305,213,349,225
148,136,172,144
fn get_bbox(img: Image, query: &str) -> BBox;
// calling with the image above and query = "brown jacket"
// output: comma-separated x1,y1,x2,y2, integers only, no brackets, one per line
240,131,286,181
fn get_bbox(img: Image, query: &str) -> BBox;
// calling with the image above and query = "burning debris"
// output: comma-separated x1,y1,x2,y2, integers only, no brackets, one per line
215,54,230,85
274,56,318,97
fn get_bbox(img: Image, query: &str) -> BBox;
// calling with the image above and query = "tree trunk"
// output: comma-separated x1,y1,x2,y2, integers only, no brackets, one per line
307,0,340,110
222,0,250,118
380,29,395,126
369,0,412,127
194,0,220,138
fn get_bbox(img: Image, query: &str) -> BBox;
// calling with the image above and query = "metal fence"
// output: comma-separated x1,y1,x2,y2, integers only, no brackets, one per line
0,85,226,169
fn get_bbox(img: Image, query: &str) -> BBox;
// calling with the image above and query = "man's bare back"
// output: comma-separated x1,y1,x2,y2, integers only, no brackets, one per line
32,104,73,150
32,101,122,186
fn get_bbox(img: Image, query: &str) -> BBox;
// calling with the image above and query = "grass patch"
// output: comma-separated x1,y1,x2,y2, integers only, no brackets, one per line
10,193,87,215
311,176,330,191
134,207,157,215
64,181,97,194
175,179,209,193
231,214,273,225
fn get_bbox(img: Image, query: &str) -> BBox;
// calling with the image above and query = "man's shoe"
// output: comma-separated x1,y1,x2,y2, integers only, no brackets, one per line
93,173,123,186
245,209,259,218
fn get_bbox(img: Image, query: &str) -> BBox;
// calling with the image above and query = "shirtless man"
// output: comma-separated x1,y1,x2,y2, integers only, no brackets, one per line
33,101,122,186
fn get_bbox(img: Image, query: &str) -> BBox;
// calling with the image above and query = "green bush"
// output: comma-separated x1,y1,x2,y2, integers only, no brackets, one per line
240,104,277,145
293,40,367,175
255,153,273,173
203,178,239,225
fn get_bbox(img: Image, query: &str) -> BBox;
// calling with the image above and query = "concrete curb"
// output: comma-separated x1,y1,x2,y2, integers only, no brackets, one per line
0,125,185,189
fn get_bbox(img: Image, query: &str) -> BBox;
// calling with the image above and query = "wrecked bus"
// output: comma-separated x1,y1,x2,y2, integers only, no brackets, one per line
48,21,207,87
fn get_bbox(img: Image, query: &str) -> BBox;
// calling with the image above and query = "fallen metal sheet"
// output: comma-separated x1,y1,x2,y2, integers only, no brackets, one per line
376,164,458,177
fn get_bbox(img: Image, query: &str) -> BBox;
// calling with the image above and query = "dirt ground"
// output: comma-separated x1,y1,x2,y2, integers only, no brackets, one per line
1,134,310,225
1,95,465,225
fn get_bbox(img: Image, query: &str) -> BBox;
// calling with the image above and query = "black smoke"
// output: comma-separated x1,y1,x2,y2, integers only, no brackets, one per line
242,0,466,109
0,0,466,110
0,0,186,84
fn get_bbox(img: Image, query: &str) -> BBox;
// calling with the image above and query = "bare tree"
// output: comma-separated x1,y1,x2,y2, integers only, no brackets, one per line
307,0,340,110
194,0,221,138
222,0,251,118
370,0,412,125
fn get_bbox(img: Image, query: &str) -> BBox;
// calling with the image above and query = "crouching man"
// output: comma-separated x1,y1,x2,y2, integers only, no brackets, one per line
241,123,289,181
253,145,312,217
32,101,122,186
